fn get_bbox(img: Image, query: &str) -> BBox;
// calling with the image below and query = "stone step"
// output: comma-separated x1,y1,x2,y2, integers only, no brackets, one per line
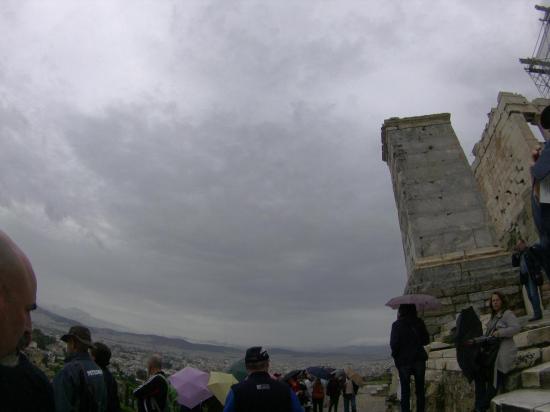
491,389,550,411
515,326,550,349
522,362,550,389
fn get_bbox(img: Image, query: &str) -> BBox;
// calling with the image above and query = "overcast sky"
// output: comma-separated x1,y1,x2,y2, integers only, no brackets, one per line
0,1,543,348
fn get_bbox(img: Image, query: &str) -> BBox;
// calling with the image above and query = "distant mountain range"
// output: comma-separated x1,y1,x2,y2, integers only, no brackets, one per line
33,306,389,360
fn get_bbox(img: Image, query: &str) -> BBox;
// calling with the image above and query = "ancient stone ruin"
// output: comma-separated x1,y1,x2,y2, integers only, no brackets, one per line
381,112,523,337
472,92,550,250
381,93,550,411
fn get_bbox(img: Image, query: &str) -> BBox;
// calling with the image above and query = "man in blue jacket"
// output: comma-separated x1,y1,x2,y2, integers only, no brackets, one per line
53,325,107,412
531,105,550,280
223,347,303,412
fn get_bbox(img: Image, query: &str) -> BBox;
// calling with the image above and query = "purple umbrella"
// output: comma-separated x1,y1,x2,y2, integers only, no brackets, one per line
169,367,212,409
385,294,442,310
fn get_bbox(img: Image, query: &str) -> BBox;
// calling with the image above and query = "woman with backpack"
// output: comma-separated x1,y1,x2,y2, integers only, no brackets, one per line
473,292,520,412
390,304,430,412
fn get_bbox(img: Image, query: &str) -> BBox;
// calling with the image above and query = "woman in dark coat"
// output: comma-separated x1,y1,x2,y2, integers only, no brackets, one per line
390,304,430,412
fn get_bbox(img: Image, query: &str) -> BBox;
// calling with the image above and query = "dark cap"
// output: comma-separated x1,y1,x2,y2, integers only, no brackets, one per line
61,326,93,348
245,346,269,364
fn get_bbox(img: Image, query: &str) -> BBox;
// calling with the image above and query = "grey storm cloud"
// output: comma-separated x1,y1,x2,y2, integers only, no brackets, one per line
0,0,543,347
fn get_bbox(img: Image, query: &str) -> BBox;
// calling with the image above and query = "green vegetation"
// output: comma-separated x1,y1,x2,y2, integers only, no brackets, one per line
32,329,56,350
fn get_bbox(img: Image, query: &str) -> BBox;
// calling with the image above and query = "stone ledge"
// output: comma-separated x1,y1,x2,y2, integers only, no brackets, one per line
515,326,550,349
413,246,506,270
522,362,550,389
491,389,550,411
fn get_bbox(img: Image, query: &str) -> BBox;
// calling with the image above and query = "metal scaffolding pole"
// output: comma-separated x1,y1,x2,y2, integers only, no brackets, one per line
520,5,550,97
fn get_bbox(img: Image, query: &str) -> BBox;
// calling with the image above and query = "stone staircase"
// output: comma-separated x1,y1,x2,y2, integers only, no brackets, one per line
491,316,550,411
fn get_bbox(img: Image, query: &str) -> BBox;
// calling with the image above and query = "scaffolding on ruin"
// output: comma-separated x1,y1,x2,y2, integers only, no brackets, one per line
520,5,550,98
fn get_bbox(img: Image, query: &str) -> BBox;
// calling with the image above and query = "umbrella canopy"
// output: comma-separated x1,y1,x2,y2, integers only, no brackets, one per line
282,369,304,382
345,368,365,387
385,294,441,310
208,372,238,406
169,367,212,409
306,367,333,380
330,369,346,379
227,358,248,382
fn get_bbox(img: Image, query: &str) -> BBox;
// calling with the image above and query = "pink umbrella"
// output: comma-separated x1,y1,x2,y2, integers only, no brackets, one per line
385,294,441,310
169,367,213,409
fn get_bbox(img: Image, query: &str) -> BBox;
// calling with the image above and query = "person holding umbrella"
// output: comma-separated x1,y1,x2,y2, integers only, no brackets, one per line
223,346,304,412
390,304,430,412
311,378,325,412
326,376,341,412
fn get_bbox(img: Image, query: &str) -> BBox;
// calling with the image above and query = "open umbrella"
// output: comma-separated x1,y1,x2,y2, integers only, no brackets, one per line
306,366,333,380
385,294,441,310
169,367,212,409
345,367,365,387
208,372,238,406
282,369,304,382
331,369,345,379
228,358,248,382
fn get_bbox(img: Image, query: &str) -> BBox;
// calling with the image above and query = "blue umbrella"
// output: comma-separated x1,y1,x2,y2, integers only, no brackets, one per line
306,367,333,380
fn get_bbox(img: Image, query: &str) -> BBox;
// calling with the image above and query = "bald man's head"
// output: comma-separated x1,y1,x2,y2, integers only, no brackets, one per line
0,231,37,359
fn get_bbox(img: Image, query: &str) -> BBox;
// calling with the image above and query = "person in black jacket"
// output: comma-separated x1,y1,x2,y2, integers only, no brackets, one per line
92,342,121,412
390,304,430,412
326,376,341,412
133,354,169,412
0,334,55,412
0,230,54,412
223,346,303,412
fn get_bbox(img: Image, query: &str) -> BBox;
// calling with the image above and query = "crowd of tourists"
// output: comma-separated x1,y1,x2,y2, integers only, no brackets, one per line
286,372,360,412
389,107,550,412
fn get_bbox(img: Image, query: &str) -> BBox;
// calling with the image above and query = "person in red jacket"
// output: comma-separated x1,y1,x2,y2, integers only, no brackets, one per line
311,378,325,412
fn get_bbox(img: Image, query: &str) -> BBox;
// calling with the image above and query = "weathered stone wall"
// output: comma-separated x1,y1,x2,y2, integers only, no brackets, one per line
382,114,497,278
381,113,525,337
472,92,550,249
406,252,525,336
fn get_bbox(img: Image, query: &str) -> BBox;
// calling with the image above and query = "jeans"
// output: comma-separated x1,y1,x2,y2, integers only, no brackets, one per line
343,395,356,412
525,273,543,318
532,233,550,281
473,371,504,411
397,361,426,412
328,395,339,412
313,399,324,412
